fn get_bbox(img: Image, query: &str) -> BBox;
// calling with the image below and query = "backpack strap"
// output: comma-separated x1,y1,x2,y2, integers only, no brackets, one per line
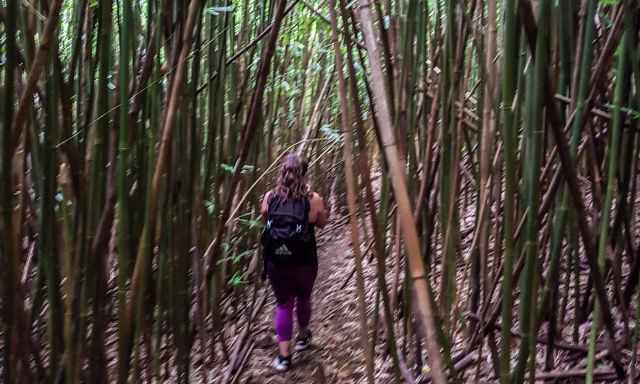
302,195,310,225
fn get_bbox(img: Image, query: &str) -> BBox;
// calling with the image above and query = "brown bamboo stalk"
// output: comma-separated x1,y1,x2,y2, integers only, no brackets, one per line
326,1,374,381
297,70,335,157
11,0,64,155
478,0,497,314
356,1,447,383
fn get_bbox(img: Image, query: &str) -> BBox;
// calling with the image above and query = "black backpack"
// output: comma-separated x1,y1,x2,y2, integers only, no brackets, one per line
261,195,313,266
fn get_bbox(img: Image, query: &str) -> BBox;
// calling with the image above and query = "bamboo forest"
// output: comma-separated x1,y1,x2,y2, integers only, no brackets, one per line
3,0,640,383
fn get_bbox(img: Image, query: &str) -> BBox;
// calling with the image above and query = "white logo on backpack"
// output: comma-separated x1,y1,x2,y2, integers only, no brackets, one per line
275,244,293,256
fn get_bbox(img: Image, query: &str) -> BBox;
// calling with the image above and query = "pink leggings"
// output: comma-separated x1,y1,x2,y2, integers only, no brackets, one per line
274,296,312,342
267,262,317,342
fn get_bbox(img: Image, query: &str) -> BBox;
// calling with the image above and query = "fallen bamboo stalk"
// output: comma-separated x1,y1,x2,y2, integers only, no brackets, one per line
420,351,479,383
227,341,256,384
468,313,591,354
532,368,616,380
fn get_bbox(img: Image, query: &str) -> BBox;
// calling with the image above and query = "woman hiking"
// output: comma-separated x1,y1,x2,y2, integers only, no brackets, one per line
260,153,328,372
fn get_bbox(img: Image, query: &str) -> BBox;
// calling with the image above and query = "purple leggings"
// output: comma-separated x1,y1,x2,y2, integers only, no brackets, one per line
267,262,318,342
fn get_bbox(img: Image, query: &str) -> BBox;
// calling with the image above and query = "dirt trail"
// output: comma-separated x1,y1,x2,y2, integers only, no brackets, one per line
241,221,371,384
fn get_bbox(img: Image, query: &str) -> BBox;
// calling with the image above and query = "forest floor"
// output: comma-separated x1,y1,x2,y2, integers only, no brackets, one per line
205,176,638,384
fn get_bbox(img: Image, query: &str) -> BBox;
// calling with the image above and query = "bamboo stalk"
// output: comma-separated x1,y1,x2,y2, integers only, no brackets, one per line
586,4,630,382
204,0,288,281
11,0,65,155
498,1,520,370
1,0,22,381
519,1,625,376
326,1,374,381
118,1,204,382
116,0,133,367
356,1,447,383
42,49,65,380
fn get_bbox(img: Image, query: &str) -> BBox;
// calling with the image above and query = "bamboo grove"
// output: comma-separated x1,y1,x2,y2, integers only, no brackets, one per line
2,0,640,383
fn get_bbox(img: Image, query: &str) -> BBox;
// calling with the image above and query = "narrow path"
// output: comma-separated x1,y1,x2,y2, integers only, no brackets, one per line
242,221,369,384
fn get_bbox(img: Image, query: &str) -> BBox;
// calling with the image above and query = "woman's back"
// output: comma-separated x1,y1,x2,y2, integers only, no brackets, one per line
261,189,327,229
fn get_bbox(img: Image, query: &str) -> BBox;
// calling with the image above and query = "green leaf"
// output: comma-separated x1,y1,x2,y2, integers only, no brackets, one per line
289,89,301,97
383,15,391,30
221,163,235,173
290,41,305,57
599,0,618,5
618,106,640,120
229,272,245,286
232,249,253,263
205,5,235,16
223,164,257,174
238,217,263,230
204,200,216,216
320,124,342,143
241,164,255,174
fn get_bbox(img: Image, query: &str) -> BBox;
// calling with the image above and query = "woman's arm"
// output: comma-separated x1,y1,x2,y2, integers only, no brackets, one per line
309,192,328,228
260,191,272,221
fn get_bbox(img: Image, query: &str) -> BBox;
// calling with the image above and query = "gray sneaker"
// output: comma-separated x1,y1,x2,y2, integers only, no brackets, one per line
294,329,312,351
272,355,291,372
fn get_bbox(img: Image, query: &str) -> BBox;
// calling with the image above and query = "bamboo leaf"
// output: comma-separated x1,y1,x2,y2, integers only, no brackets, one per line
204,200,216,216
205,5,235,16
320,124,342,142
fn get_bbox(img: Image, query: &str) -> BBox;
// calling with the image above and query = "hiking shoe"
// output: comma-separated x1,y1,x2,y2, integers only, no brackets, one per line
272,355,291,372
294,329,312,351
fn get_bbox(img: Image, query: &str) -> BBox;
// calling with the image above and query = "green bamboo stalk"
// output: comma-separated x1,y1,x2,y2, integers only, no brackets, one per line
117,0,133,281
513,1,550,383
42,49,65,381
622,8,640,308
1,0,21,381
118,2,204,382
117,6,133,378
439,0,460,321
149,2,164,380
478,0,497,314
85,2,112,381
539,0,597,370
586,4,630,382
205,0,287,289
